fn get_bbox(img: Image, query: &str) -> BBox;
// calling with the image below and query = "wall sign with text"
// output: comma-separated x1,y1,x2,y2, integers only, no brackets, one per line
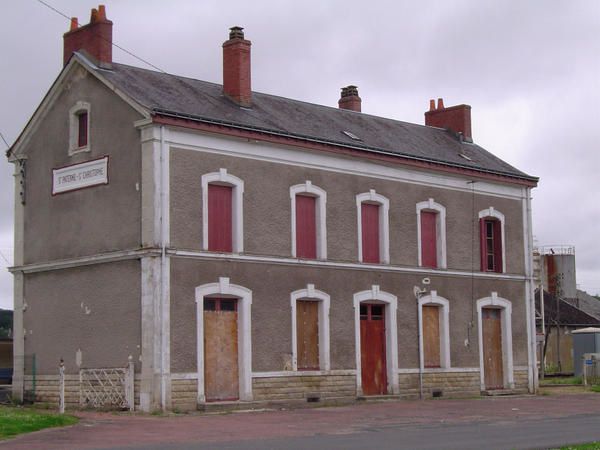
52,156,109,195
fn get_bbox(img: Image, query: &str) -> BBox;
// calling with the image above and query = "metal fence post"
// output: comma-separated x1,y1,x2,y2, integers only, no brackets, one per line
59,359,65,414
126,356,134,411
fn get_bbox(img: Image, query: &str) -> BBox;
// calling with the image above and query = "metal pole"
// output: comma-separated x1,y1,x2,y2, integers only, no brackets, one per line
540,285,545,379
59,359,65,414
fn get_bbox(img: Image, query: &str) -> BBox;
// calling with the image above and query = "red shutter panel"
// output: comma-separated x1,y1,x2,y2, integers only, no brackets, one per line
493,220,502,273
208,184,233,252
361,203,380,263
420,211,437,268
296,195,317,259
479,218,487,271
78,112,88,147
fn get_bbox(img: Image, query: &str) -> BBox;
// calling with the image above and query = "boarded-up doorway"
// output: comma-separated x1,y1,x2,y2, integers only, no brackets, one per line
204,298,239,401
482,308,504,390
360,303,387,395
422,305,441,368
296,300,319,370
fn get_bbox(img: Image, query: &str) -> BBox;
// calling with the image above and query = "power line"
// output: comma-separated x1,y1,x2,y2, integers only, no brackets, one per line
0,131,9,149
35,0,166,73
0,251,11,266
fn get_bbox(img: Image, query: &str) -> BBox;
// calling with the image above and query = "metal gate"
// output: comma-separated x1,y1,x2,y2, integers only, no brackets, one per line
79,358,134,410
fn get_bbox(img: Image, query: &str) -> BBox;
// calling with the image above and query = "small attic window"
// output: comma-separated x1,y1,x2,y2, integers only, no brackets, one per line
69,101,91,156
342,130,361,141
458,153,472,161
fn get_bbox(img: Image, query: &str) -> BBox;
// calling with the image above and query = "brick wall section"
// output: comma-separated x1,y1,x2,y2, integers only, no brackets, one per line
253,374,356,401
171,379,198,411
514,369,529,390
399,371,481,398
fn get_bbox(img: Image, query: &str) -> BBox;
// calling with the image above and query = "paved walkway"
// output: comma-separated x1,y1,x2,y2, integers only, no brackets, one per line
3,393,600,449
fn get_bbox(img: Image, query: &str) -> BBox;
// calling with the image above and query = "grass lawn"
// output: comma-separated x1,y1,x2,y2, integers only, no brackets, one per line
540,376,583,385
0,406,78,439
557,443,600,449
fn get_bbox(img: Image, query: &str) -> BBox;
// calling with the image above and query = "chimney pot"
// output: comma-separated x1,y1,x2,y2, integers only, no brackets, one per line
338,85,362,112
222,26,252,107
229,26,245,40
424,99,473,142
63,5,113,67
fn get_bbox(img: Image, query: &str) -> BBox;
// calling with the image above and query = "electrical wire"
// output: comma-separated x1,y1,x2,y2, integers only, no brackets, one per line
0,131,9,149
35,0,166,73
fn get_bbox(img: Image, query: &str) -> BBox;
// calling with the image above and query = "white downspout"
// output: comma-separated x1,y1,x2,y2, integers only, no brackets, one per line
159,125,167,411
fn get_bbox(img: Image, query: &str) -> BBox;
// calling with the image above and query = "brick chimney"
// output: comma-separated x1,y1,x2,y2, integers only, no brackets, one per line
222,27,252,107
425,98,472,142
63,5,113,67
338,85,362,112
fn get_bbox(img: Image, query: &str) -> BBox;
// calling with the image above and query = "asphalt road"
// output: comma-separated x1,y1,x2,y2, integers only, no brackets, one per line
3,393,600,450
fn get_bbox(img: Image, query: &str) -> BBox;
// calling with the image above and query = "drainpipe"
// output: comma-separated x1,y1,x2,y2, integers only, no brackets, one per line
415,288,425,400
159,125,167,411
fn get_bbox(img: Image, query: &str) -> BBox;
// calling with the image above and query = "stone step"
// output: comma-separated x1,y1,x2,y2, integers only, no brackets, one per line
481,389,529,396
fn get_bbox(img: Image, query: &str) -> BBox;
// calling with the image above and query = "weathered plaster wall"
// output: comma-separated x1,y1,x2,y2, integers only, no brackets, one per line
23,260,141,374
169,257,528,373
23,65,143,264
170,147,525,275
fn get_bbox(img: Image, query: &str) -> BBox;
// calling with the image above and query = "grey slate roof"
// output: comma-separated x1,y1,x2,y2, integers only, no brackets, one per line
98,61,537,182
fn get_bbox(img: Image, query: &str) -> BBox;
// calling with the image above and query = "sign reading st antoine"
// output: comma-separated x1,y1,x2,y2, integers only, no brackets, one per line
52,157,109,195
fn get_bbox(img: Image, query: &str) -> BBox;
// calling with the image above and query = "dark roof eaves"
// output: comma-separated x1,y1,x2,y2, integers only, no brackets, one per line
153,107,539,184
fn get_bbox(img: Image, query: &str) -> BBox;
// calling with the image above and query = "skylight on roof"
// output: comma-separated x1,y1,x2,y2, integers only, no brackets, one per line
342,130,361,141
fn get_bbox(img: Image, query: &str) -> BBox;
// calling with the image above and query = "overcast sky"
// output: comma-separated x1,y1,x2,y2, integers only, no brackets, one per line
0,0,599,309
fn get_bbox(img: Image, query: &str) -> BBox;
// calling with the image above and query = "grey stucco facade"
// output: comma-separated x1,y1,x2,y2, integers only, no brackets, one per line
8,43,538,411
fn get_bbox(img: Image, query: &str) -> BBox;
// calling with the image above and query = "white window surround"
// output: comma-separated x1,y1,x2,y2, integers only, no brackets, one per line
353,285,399,395
290,284,331,371
416,198,447,269
290,181,327,259
68,101,91,155
476,293,514,390
195,277,253,403
356,190,390,264
418,290,451,369
201,169,244,253
478,207,506,273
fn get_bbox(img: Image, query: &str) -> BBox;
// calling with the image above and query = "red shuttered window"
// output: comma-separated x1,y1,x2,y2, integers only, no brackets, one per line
420,211,437,268
361,203,380,263
295,195,317,259
208,184,233,252
480,218,502,272
77,112,88,147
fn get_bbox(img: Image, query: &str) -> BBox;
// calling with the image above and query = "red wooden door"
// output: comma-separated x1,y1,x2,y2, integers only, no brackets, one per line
420,211,437,268
360,303,387,395
208,184,232,252
361,203,380,263
482,308,504,390
204,298,239,401
296,195,317,259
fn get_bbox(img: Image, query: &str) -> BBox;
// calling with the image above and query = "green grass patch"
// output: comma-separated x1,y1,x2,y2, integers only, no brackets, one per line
590,385,600,393
540,376,582,385
555,442,600,449
0,406,78,439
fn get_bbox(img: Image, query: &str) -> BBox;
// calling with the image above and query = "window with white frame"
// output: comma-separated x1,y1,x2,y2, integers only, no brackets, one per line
478,207,505,273
202,169,244,253
418,291,451,369
68,101,91,155
416,198,447,269
356,190,390,264
290,181,327,259
290,284,330,371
